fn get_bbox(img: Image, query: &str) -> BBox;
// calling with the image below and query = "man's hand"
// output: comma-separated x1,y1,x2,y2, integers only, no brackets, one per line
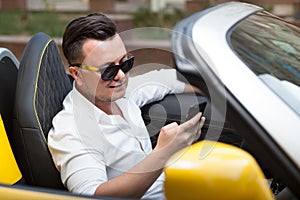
94,113,205,198
154,113,205,158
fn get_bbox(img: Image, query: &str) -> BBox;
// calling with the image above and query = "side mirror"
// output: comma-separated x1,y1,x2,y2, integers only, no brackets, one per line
164,141,274,200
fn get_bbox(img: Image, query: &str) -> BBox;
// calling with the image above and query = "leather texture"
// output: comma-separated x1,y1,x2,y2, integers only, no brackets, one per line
12,32,72,190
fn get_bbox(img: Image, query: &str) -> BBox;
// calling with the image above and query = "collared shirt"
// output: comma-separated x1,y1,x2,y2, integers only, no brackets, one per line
48,69,185,199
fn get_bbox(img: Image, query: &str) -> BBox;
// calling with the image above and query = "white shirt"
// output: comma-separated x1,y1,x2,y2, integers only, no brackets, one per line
48,69,185,199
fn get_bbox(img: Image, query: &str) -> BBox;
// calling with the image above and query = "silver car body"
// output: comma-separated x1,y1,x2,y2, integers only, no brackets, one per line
172,1,300,198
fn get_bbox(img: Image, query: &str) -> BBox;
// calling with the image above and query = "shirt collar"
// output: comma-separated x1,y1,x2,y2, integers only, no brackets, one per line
72,83,104,123
72,83,129,127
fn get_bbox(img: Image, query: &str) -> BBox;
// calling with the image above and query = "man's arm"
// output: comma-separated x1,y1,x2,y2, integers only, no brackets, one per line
183,83,205,95
94,113,205,198
126,69,186,107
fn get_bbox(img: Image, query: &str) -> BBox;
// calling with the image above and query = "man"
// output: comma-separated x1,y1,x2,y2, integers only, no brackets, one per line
48,13,205,199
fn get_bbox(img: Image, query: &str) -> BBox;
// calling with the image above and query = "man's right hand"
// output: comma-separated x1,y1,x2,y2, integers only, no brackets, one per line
154,113,205,158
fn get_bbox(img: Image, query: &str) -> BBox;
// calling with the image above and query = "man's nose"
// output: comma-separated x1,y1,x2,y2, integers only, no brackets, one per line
113,68,126,81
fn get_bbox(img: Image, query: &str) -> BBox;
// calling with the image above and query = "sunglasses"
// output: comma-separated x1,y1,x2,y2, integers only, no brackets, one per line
70,54,134,81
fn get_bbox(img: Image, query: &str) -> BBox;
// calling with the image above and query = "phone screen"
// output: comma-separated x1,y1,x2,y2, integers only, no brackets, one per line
183,102,207,140
185,102,207,122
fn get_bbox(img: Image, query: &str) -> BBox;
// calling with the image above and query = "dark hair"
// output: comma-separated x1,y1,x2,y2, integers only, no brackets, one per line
62,13,117,65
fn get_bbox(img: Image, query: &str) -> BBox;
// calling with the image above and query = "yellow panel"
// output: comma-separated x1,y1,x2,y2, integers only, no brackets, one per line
164,141,274,200
0,115,22,184
0,186,93,200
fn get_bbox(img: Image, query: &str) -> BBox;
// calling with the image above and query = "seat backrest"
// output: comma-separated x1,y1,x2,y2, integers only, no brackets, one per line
12,32,72,190
0,48,19,140
0,48,22,185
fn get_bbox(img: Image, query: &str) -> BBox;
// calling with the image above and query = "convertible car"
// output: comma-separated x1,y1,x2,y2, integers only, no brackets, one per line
0,1,299,199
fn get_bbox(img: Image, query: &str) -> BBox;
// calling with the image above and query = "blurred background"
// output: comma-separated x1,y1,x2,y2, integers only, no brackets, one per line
1,0,300,66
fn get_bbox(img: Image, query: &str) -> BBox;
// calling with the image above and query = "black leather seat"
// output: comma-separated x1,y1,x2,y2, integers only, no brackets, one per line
0,48,19,141
0,48,25,185
12,32,72,190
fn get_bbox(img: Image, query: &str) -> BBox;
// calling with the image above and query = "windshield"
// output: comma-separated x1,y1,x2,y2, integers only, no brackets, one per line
230,11,300,115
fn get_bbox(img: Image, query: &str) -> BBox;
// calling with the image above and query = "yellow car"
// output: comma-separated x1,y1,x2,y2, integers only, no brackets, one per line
0,1,299,199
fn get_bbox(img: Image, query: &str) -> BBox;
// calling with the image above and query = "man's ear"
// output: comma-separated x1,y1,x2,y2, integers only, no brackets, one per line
69,67,82,84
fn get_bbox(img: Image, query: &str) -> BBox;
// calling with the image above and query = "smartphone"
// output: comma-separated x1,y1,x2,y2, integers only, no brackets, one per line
185,102,207,122
184,102,207,140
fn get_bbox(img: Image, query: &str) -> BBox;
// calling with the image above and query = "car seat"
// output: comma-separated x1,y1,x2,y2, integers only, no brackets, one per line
0,48,19,142
0,48,23,184
11,32,72,190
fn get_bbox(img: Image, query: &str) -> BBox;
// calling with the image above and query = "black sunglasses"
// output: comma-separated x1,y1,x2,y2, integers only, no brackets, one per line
70,54,134,81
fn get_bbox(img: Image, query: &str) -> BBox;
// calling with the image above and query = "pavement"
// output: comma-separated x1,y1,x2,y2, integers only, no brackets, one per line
25,0,297,17
26,0,186,13
26,0,150,13
27,0,89,12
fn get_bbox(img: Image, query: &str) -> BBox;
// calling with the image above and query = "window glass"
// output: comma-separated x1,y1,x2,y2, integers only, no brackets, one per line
230,12,300,115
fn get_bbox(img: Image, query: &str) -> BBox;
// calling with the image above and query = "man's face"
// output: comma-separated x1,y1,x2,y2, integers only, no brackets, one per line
75,34,129,104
